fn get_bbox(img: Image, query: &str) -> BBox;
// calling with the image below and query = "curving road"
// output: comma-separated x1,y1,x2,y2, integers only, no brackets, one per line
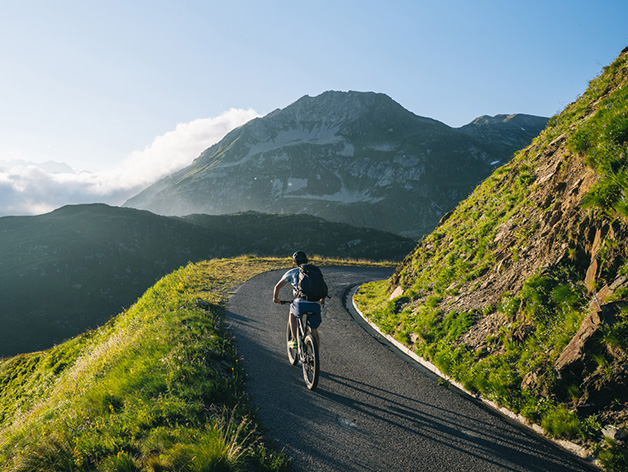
226,267,596,472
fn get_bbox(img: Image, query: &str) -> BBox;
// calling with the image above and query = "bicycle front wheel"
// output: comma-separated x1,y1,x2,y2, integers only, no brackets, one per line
301,333,320,390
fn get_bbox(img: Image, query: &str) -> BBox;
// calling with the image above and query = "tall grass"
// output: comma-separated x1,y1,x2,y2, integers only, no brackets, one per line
0,257,294,472
0,255,389,471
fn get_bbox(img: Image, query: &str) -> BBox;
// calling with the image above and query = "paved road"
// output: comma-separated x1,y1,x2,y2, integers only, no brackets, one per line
226,267,595,472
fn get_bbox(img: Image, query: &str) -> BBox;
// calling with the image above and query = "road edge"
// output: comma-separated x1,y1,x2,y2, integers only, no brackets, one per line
345,283,601,470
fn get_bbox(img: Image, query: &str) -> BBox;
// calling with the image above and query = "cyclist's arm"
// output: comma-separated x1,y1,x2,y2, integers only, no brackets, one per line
273,279,289,304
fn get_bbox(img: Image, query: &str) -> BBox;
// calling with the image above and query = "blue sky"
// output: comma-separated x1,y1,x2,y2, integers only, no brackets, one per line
0,0,626,214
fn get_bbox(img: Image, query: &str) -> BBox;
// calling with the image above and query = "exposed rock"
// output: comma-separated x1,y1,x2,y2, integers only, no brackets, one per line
611,275,628,291
555,299,625,375
602,424,628,441
388,286,404,300
384,48,628,456
521,370,538,391
459,311,507,350
585,259,599,292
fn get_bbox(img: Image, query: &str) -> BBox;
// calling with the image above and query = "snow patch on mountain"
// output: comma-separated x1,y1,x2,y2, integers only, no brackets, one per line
271,178,309,194
283,187,383,204
124,91,549,237
245,125,342,154
367,143,396,152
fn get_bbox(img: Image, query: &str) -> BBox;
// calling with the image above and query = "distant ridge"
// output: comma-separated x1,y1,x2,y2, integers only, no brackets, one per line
0,203,413,356
124,91,548,237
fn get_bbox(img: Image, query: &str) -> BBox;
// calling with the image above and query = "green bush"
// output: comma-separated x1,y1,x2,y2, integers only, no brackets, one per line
498,294,520,319
598,440,628,472
541,406,580,439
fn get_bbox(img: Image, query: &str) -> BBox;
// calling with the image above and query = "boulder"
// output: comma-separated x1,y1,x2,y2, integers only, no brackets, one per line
602,424,628,441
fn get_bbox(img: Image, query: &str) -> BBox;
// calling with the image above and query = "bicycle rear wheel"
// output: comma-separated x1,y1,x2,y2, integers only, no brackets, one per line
301,333,319,390
286,320,298,366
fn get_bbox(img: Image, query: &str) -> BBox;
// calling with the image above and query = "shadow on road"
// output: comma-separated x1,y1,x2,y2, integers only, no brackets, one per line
226,268,596,472
316,372,593,472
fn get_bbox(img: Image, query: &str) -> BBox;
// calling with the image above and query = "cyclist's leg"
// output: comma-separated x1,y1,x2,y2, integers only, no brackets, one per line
289,312,298,340
307,309,322,348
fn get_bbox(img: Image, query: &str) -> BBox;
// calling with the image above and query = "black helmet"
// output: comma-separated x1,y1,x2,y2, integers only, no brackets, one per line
292,250,308,265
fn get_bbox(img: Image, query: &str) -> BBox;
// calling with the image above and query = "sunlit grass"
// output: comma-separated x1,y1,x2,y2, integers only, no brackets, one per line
0,257,296,471
0,255,390,471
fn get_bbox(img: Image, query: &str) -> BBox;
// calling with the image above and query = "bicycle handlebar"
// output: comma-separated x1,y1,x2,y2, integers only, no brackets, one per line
279,300,291,305
277,299,325,305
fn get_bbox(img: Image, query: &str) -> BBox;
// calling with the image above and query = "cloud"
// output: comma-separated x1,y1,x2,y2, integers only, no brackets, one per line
110,108,260,188
0,108,260,216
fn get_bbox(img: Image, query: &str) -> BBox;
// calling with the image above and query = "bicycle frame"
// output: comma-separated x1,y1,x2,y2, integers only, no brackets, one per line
281,300,320,390
296,313,310,357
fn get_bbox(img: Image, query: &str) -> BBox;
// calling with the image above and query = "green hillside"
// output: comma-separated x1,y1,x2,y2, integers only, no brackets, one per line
0,205,412,357
355,47,628,469
0,257,296,471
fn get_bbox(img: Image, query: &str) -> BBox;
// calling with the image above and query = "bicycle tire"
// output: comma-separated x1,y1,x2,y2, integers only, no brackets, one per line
302,333,320,390
286,320,298,366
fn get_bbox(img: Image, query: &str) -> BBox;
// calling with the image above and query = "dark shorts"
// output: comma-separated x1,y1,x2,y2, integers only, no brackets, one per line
290,299,322,329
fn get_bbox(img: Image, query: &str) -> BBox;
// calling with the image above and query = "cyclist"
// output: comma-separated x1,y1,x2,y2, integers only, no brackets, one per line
273,250,323,349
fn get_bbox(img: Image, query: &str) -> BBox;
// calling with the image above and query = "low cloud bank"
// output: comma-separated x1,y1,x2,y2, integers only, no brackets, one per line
0,108,260,216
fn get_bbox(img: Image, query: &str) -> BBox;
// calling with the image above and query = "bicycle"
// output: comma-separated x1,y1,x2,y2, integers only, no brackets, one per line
279,300,320,390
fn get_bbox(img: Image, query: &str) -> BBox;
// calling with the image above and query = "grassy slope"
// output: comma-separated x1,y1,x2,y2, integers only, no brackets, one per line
355,48,628,470
0,256,389,471
0,257,292,472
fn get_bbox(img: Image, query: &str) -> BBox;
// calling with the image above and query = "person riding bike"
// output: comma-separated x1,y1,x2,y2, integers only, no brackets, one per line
273,251,324,350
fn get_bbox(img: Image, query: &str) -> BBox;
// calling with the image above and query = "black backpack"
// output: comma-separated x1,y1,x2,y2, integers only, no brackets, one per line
296,263,328,301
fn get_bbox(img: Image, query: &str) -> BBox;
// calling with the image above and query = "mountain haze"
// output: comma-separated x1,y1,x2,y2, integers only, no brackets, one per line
124,91,548,237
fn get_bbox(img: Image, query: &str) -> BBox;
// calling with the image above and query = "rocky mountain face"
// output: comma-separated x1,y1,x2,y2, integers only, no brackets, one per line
367,48,628,463
0,204,412,357
124,91,548,238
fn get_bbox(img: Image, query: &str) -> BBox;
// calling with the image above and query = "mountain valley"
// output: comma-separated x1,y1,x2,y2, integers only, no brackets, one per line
2,54,628,470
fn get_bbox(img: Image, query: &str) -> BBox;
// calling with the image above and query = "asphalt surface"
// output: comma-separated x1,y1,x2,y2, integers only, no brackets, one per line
226,266,596,472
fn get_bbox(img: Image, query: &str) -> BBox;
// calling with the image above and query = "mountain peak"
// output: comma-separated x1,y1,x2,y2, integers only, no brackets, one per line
267,90,427,128
125,91,548,237
462,113,549,129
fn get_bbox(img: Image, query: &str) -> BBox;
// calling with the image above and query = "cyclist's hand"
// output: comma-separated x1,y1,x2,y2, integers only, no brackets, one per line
273,297,281,304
